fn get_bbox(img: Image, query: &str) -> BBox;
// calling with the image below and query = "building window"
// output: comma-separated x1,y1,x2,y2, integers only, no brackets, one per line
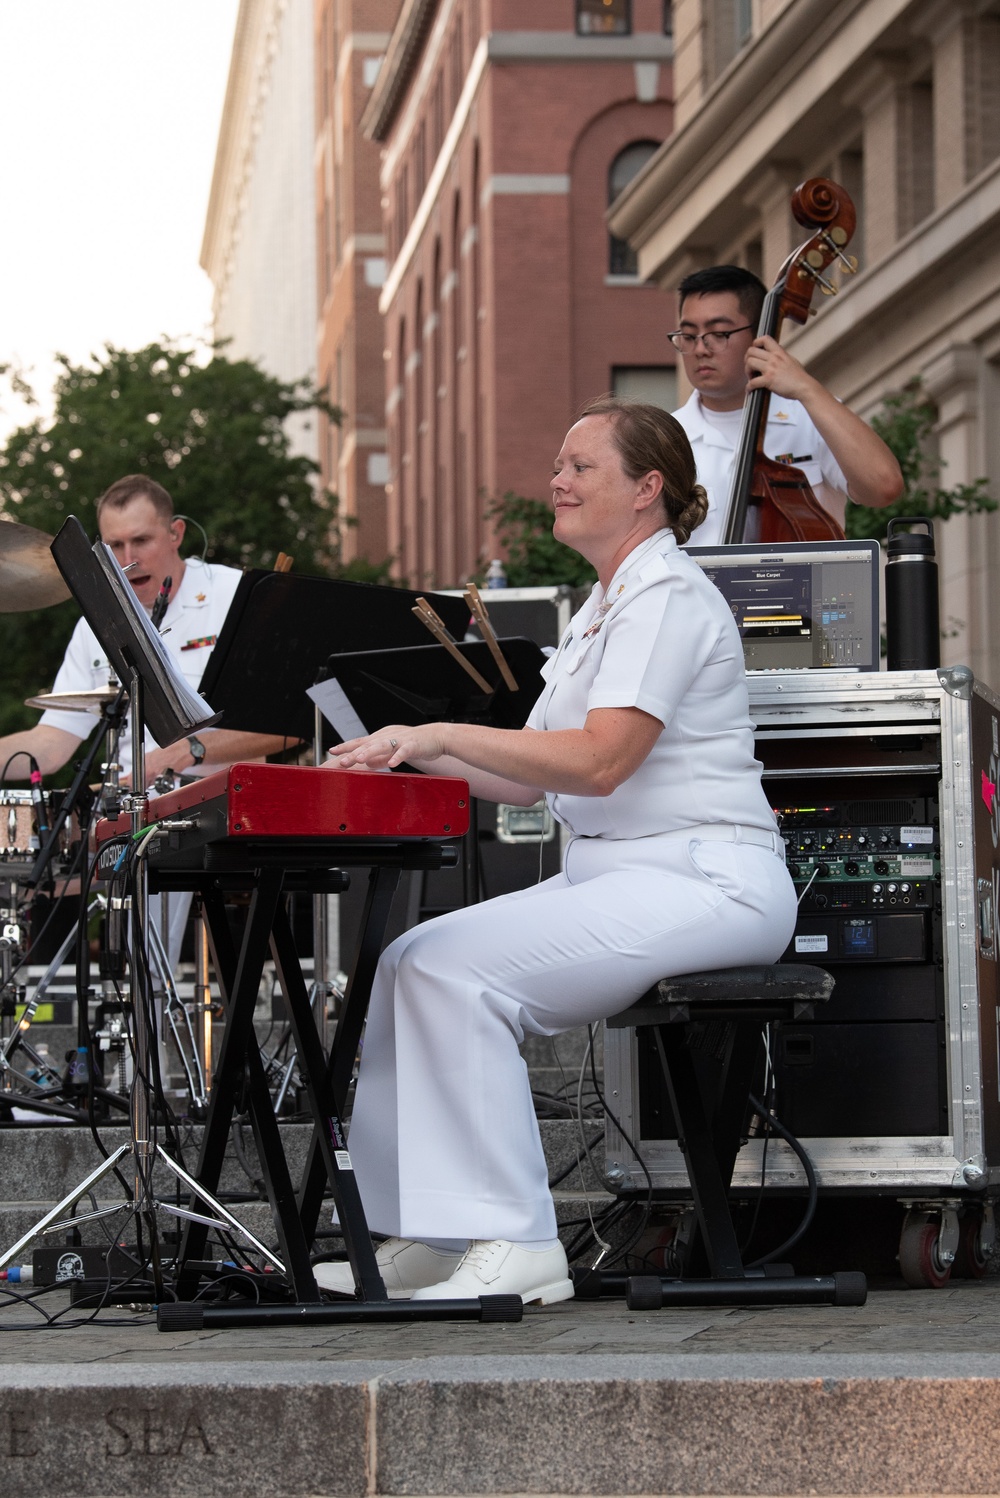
707,0,753,80
577,0,631,37
663,2,674,36
613,366,678,411
608,141,659,276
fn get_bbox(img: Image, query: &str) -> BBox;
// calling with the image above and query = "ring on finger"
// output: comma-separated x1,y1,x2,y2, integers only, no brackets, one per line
389,738,398,749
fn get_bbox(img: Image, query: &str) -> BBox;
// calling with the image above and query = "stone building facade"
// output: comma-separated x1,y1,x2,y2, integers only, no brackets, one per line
609,0,1000,684
202,0,320,463
363,0,676,589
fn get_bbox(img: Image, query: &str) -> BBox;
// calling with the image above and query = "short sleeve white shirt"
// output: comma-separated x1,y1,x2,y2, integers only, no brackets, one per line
525,530,777,839
37,559,243,777
672,390,849,547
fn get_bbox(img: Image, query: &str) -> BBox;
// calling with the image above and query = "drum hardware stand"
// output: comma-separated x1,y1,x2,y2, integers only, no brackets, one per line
0,694,129,1093
145,914,209,1112
23,690,128,899
0,666,282,1284
192,902,214,1106
0,895,104,1097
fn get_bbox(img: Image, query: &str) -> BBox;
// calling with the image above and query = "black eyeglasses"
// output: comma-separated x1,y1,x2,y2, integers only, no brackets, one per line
667,325,754,352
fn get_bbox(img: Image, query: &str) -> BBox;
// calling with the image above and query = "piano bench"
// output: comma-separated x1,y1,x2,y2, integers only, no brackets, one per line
587,964,864,1309
607,962,834,1029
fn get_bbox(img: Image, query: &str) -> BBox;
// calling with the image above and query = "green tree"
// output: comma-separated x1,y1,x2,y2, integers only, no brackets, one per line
0,339,389,739
845,379,995,542
479,491,597,588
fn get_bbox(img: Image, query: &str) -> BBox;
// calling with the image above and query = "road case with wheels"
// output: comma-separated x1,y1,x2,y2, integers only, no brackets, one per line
604,665,1000,1285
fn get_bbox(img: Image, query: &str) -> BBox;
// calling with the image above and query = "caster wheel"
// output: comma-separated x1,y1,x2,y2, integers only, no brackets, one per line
952,1212,989,1279
898,1209,952,1289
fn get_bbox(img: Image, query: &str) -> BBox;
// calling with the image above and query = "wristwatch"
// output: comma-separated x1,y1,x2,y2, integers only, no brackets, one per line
187,735,207,766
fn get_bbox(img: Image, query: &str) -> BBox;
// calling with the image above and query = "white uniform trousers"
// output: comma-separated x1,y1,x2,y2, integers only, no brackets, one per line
347,831,798,1244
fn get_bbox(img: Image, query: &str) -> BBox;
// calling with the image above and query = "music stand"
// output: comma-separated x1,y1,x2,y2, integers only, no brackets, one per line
320,636,548,908
198,569,471,741
0,518,279,1288
318,636,548,736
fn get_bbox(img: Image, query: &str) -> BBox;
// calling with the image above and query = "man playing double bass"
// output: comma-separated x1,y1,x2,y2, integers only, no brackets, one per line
670,266,903,546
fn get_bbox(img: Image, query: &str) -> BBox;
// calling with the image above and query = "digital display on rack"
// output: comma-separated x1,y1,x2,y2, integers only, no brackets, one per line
687,541,881,671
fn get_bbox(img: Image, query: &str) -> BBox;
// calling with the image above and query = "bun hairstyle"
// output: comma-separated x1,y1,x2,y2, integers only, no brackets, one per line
577,395,709,545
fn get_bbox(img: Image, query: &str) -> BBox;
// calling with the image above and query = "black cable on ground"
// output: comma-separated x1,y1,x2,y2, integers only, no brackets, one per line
744,1090,818,1269
583,1024,653,1269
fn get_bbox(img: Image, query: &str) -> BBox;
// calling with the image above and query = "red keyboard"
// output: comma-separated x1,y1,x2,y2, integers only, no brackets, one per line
95,762,469,858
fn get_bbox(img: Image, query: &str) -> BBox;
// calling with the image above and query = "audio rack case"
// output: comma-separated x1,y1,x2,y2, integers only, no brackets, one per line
604,665,1000,1201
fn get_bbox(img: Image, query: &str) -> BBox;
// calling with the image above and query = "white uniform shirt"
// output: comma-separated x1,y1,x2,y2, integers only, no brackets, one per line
38,559,243,777
672,389,849,547
525,529,777,840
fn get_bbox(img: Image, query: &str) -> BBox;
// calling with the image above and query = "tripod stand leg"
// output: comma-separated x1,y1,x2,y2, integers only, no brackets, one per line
153,1144,284,1271
0,1143,132,1271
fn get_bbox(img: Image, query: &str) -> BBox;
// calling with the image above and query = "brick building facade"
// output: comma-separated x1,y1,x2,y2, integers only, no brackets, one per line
315,0,401,566
363,0,675,589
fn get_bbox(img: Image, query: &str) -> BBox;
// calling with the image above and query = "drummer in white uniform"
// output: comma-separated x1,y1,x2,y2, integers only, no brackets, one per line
0,475,295,969
317,396,798,1306
0,474,287,787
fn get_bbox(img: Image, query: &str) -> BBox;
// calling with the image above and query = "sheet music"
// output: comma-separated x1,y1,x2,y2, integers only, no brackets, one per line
306,677,370,743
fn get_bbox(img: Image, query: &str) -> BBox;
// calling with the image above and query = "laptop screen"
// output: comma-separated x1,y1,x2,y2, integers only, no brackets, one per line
686,539,881,671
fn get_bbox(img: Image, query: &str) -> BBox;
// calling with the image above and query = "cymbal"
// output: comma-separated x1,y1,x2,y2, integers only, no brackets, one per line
0,517,72,611
25,689,118,713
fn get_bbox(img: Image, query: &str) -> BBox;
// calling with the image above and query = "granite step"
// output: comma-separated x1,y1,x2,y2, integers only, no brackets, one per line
1,1351,999,1496
0,1119,606,1201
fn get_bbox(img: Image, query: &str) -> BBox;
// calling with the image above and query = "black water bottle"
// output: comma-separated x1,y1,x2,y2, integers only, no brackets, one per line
885,517,939,671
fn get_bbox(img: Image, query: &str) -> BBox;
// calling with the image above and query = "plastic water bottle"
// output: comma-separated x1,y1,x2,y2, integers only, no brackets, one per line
885,517,939,671
485,559,507,589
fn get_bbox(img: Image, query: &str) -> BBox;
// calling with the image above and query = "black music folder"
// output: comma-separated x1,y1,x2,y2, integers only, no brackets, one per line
50,516,218,748
319,637,548,737
198,570,472,741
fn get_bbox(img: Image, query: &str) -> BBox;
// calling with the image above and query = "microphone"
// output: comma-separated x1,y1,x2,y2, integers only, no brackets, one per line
151,574,173,630
29,764,49,840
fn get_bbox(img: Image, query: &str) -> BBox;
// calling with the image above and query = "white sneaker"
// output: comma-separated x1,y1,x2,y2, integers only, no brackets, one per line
313,1238,464,1299
410,1239,574,1305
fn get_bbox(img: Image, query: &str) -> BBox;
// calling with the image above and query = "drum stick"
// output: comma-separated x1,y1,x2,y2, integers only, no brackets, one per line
411,601,493,693
463,584,518,691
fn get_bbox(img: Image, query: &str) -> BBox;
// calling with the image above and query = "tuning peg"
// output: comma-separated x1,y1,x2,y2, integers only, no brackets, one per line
820,232,858,274
802,261,838,295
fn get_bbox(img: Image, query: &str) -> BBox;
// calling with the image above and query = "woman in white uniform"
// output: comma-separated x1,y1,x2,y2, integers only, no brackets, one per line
318,397,798,1305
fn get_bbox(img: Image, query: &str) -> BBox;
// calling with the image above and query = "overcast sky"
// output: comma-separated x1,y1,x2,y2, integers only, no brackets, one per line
0,0,240,440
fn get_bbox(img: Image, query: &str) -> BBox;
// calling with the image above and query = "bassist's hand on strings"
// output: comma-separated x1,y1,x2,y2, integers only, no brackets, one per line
745,335,902,511
744,336,817,404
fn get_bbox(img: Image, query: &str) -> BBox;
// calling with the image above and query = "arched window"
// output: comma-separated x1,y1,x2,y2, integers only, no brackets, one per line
608,141,659,276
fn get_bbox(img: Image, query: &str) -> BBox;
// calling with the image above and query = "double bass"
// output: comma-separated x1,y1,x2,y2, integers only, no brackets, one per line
723,178,858,546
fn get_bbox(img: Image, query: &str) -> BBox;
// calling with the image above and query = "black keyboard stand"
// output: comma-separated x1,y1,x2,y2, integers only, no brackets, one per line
150,839,522,1330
